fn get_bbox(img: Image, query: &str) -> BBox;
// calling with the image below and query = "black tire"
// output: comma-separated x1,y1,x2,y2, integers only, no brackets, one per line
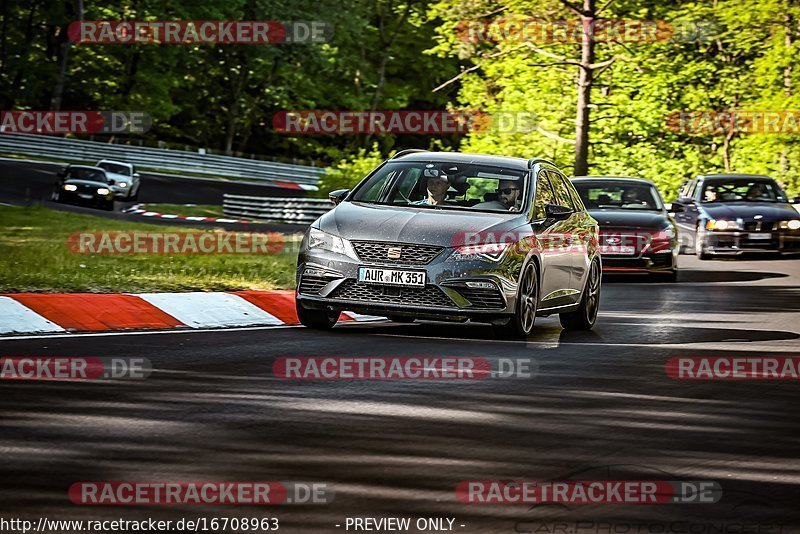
51,189,60,202
493,262,538,339
387,315,415,323
128,187,139,201
296,299,339,330
560,259,601,331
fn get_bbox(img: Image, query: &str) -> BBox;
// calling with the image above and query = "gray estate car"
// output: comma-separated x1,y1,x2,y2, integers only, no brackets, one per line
295,150,601,338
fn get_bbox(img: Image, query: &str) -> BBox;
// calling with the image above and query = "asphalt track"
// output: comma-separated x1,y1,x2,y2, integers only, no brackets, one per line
0,158,309,232
0,256,799,532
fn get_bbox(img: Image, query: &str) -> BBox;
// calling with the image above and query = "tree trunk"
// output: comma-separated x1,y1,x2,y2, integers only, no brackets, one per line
6,1,40,108
573,0,595,176
50,0,83,111
781,11,793,175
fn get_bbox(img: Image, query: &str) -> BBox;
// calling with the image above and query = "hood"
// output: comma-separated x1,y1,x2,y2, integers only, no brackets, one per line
587,209,669,230
701,202,799,221
317,201,523,247
104,171,131,182
63,179,111,189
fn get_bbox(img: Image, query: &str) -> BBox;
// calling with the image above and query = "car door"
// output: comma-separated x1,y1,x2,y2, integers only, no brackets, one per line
671,178,700,248
532,169,575,309
553,171,594,289
547,170,585,302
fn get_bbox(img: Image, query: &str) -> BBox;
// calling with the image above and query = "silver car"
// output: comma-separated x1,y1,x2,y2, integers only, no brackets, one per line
96,159,141,200
295,150,601,338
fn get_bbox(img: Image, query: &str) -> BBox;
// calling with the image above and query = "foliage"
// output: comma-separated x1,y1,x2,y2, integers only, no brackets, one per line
3,0,800,198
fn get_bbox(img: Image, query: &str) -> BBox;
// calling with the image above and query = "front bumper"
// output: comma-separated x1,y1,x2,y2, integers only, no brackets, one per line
110,186,131,198
296,244,522,321
599,230,678,273
702,231,800,255
59,191,114,208
601,252,676,273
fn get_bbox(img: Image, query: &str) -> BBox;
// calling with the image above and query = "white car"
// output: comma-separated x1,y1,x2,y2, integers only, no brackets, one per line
96,160,141,200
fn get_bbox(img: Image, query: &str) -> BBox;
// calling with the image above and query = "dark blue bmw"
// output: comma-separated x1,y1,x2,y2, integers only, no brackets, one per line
671,174,800,259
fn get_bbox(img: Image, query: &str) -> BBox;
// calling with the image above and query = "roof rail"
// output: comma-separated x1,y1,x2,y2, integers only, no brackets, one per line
391,149,429,159
527,157,556,169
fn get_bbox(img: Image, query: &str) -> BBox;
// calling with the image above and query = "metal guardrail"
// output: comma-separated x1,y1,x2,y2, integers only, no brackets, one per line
0,133,323,189
224,194,333,224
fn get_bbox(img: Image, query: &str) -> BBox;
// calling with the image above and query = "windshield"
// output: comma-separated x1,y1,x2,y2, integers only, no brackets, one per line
66,168,109,183
700,179,787,203
350,161,528,213
97,162,131,175
573,182,662,211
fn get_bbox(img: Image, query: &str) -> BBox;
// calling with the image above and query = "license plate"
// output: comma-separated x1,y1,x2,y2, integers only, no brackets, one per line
599,245,636,255
358,267,425,287
748,233,771,240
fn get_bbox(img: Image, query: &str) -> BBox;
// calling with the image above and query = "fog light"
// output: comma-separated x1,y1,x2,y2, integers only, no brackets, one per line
465,281,496,289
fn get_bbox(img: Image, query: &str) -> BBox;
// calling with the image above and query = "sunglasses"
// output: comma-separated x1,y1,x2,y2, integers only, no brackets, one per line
497,187,519,195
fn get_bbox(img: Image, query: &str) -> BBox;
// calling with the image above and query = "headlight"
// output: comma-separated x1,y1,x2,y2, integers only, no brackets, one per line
451,242,513,262
307,228,358,259
706,219,741,231
117,182,128,188
97,188,111,195
63,184,77,191
779,220,800,230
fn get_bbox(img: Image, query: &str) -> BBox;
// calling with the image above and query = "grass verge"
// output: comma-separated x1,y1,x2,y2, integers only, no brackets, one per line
0,205,297,293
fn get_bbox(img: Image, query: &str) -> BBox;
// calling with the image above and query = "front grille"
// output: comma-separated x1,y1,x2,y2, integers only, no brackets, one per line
744,221,774,232
330,280,455,308
599,232,647,255
455,287,505,309
299,275,332,295
351,241,443,265
77,184,97,193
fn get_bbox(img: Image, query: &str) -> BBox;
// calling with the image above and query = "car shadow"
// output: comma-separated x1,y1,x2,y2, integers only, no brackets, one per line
602,270,788,284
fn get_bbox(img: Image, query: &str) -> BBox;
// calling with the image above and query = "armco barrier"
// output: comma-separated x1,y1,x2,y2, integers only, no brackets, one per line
223,194,332,224
0,132,322,189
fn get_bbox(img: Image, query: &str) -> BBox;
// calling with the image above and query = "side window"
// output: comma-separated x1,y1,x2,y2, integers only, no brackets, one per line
555,172,583,211
548,171,574,210
533,171,555,219
681,180,696,199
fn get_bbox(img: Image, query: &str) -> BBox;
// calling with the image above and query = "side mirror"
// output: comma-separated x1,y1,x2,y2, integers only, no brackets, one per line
107,178,116,185
133,173,140,179
544,203,572,220
329,189,349,205
669,204,686,213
